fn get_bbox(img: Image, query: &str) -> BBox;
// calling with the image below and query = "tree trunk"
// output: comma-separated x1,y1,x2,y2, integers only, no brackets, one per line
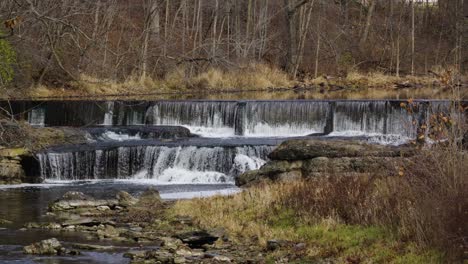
360,0,376,52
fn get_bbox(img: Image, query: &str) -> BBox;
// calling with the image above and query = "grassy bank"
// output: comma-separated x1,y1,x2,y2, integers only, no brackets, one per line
172,145,466,263
2,64,461,100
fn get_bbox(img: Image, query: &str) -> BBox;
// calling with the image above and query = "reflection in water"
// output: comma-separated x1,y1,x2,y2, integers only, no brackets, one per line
15,87,459,101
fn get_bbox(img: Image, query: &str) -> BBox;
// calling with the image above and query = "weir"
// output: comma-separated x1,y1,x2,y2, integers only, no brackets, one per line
3,99,463,184
38,145,273,183
4,100,460,138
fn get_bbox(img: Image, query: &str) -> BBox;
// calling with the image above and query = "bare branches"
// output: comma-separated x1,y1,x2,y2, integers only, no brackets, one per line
0,0,464,90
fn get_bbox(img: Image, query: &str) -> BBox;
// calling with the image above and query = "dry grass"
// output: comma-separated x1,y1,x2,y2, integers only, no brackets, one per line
306,71,438,89
20,64,292,98
190,63,292,90
172,176,447,262
172,137,466,262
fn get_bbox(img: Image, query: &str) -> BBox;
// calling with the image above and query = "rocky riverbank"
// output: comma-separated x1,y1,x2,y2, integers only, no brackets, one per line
23,189,269,263
236,139,415,186
0,119,88,184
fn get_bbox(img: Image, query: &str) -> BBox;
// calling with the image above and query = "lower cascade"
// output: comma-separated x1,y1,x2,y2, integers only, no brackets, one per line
37,145,273,183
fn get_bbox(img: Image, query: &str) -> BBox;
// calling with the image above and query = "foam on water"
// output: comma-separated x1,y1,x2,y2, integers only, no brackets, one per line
185,126,235,137
328,131,411,145
98,131,142,141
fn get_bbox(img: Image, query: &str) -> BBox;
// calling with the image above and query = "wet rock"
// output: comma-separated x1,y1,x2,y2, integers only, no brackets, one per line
62,191,92,201
123,250,147,260
266,240,290,251
45,222,62,229
23,238,70,255
235,170,264,187
97,205,111,211
72,243,115,251
213,255,232,262
139,188,163,205
176,231,219,248
62,217,99,227
161,237,183,251
97,224,121,239
174,256,186,263
50,198,119,211
145,250,174,263
24,222,41,229
0,219,13,225
117,191,138,207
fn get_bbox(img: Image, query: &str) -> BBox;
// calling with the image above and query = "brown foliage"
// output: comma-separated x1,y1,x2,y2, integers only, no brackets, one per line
278,143,467,260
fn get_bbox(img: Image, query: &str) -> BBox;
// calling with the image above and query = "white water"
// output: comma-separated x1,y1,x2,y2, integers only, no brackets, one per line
327,131,412,146
185,126,236,138
244,123,319,137
98,131,142,141
28,108,45,127
102,102,114,126
38,145,273,183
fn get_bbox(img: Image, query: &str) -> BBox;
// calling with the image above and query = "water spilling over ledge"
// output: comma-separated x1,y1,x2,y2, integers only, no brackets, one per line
4,99,462,138
38,145,273,183
3,99,465,184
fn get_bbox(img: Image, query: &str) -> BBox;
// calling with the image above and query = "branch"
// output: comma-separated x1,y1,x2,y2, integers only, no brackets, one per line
289,0,312,16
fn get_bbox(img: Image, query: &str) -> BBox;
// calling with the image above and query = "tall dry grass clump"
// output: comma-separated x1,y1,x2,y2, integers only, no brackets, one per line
191,63,292,90
279,100,467,259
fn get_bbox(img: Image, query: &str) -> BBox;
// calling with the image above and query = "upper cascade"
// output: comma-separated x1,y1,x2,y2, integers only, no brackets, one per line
4,100,461,140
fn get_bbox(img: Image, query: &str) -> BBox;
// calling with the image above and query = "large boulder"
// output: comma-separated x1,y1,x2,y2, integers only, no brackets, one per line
117,191,138,207
269,139,414,161
237,139,414,186
0,148,28,184
137,188,163,207
23,238,78,255
49,191,119,211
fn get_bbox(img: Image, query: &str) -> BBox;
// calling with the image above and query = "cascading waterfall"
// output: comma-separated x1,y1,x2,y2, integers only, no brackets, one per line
16,99,463,183
38,145,273,183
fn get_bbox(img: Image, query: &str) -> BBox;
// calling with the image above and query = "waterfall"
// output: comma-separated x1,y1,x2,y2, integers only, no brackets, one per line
38,145,273,183
28,107,45,127
331,101,420,140
146,101,331,137
6,100,459,140
243,101,331,136
147,101,239,137
102,102,114,126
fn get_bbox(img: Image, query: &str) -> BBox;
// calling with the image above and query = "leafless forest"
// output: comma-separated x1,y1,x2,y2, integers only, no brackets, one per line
0,0,467,89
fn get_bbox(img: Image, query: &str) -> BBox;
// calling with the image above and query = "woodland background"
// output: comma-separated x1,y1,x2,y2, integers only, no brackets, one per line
0,0,466,90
